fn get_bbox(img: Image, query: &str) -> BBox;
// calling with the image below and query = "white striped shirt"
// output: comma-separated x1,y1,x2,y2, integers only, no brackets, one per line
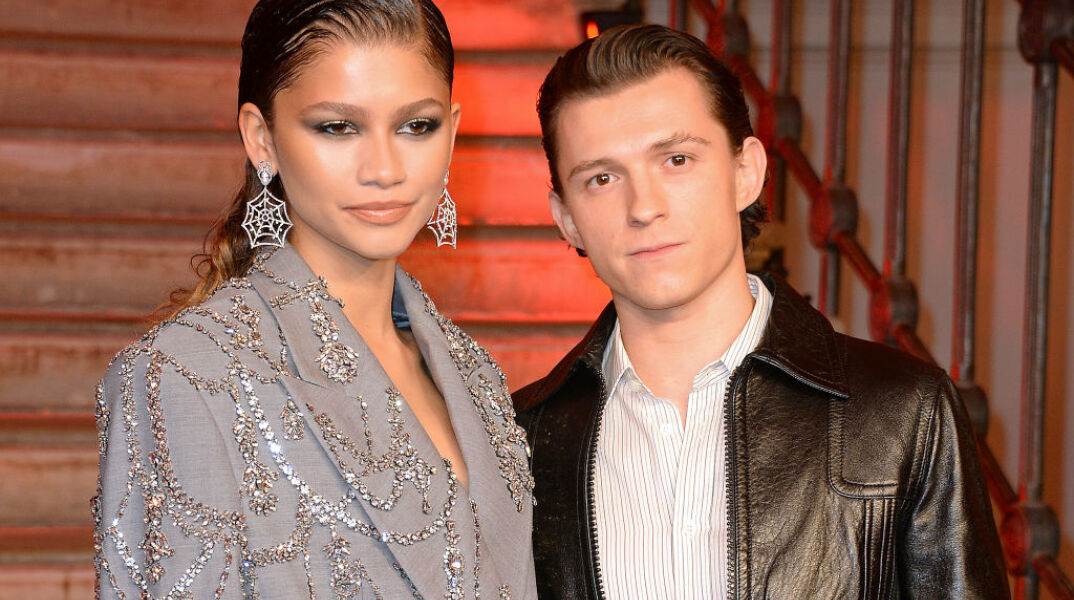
595,274,773,600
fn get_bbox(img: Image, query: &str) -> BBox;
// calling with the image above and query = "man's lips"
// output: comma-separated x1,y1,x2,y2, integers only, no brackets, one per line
629,242,683,258
344,201,414,225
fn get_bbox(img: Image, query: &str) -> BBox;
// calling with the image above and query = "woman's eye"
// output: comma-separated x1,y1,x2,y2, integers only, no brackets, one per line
316,121,356,136
398,118,441,136
668,154,689,167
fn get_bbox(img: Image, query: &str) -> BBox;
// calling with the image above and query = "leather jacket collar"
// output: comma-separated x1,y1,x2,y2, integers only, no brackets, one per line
517,272,850,410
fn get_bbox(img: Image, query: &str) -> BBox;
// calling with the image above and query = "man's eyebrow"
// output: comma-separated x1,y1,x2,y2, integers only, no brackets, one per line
566,158,617,181
650,132,711,153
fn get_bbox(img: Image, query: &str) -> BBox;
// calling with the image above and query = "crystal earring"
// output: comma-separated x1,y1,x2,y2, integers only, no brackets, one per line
241,160,293,248
426,172,457,249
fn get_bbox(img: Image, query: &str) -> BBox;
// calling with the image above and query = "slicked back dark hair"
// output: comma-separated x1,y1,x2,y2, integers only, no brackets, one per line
536,24,766,252
240,0,453,121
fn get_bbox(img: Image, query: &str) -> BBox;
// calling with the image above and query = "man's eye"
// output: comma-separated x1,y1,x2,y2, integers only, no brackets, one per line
590,173,612,186
316,121,356,136
668,154,689,167
398,118,441,135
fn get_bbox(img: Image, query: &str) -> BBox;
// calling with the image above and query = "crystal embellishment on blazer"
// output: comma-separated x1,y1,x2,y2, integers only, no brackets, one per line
266,272,361,385
94,249,526,599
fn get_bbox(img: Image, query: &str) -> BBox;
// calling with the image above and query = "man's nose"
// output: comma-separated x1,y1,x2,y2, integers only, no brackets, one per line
627,171,669,226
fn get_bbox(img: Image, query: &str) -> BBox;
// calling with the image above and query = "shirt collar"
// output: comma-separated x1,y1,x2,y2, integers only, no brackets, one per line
601,273,773,398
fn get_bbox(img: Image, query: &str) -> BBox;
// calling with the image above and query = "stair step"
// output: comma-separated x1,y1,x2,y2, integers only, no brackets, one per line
1,0,580,51
0,137,552,226
0,333,133,413
0,51,548,137
0,323,585,412
0,447,96,528
0,527,93,566
0,235,609,323
0,413,95,446
0,564,94,598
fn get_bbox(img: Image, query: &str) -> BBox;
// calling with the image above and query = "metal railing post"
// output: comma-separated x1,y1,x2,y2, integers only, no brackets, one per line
820,0,853,317
1011,59,1059,600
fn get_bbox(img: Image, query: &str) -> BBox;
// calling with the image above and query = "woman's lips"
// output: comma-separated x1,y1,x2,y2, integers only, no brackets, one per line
344,202,413,225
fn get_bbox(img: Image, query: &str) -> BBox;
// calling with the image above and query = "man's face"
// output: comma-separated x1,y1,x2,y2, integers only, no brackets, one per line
550,67,766,314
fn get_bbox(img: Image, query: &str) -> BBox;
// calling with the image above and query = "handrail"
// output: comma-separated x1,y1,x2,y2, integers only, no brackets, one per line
684,0,1072,597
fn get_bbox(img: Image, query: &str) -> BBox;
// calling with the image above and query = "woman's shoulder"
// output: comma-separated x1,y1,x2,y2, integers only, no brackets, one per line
102,277,286,388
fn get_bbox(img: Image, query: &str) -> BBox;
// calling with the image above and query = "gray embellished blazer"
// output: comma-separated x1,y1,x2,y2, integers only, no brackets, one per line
94,246,537,599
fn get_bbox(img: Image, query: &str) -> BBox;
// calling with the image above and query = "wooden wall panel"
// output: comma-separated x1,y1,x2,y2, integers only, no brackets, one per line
0,138,553,225
0,448,95,527
0,236,605,322
0,0,587,585
0,326,583,412
0,334,131,412
0,0,579,51
0,566,94,599
0,52,546,136
0,236,607,322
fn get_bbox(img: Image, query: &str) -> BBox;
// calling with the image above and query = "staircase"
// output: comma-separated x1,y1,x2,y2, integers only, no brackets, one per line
0,1,606,596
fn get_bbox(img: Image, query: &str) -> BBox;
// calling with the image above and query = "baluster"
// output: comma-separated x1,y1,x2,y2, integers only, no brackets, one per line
871,0,919,343
764,0,796,278
1012,60,1059,600
820,0,853,317
1007,1,1072,596
884,0,912,279
951,0,988,432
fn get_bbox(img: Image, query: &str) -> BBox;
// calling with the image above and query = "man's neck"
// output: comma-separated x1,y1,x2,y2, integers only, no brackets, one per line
613,269,756,422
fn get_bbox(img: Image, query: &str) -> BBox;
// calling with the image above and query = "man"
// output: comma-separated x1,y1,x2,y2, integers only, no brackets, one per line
513,24,1007,599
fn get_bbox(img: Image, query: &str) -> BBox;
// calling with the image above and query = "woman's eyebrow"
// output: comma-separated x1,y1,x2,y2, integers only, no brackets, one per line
392,97,445,119
299,101,368,119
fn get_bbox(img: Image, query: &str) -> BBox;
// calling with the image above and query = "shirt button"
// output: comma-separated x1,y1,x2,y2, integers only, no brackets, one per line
659,423,675,436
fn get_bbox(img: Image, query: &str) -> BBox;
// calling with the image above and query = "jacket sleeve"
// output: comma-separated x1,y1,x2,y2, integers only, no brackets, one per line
94,347,246,600
897,374,1010,599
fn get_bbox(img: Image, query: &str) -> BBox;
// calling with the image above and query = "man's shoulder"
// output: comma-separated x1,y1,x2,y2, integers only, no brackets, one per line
511,356,593,418
511,377,547,415
836,332,949,398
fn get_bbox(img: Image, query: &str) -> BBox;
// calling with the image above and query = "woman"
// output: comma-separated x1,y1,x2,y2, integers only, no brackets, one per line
93,1,536,598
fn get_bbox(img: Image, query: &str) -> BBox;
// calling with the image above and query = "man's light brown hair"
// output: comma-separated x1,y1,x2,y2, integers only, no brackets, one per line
536,24,766,252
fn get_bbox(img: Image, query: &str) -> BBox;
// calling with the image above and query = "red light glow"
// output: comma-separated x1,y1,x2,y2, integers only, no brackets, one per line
586,21,600,39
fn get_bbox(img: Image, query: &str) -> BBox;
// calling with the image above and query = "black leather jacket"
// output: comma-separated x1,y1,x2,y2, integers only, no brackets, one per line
513,274,1008,599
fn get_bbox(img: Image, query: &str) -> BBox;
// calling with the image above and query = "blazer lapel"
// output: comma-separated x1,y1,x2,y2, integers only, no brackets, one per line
247,248,460,600
396,270,529,590
396,272,495,497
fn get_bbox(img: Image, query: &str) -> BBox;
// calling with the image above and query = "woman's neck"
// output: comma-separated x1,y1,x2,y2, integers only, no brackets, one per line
289,232,399,344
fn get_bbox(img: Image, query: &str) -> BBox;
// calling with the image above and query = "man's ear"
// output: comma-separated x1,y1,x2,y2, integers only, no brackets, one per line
734,136,768,212
549,190,585,252
238,102,277,169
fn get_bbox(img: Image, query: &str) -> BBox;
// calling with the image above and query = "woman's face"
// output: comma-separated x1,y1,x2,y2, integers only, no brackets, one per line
242,41,459,263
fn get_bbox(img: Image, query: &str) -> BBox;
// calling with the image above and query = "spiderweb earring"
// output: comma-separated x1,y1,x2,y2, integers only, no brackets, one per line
426,171,457,249
241,160,292,248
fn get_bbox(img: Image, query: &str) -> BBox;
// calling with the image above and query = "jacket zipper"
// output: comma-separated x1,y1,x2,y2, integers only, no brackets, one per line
585,360,747,600
585,367,610,600
724,364,745,600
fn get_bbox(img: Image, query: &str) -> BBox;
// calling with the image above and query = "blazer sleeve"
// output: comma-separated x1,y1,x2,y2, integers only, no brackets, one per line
95,346,246,600
897,374,1010,599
